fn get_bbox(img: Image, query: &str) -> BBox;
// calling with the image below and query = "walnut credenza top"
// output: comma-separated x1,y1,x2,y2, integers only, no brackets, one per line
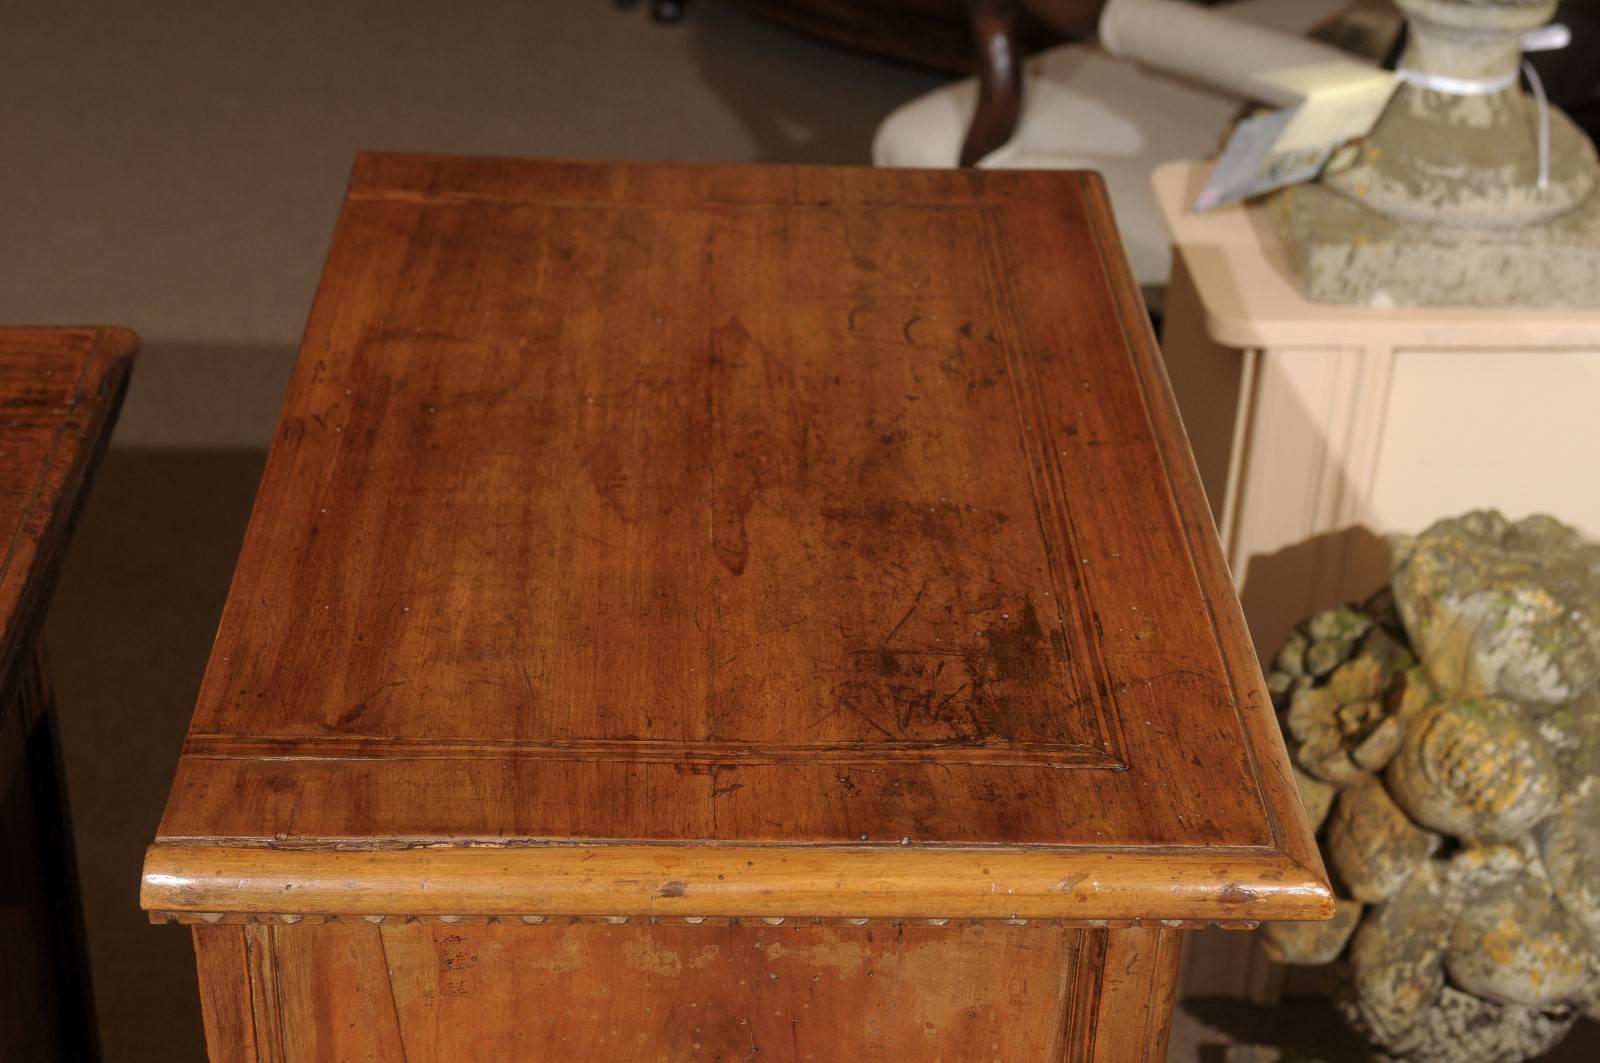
141,155,1330,929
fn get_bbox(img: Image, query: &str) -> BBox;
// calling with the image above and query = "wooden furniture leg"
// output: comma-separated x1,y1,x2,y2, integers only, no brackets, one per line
961,0,1024,165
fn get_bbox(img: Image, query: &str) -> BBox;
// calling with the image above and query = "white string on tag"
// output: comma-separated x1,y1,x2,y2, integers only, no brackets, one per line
1393,23,1568,194
1521,61,1551,192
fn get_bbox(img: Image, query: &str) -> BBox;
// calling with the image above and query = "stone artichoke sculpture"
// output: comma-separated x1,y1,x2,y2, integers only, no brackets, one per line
1261,511,1600,1062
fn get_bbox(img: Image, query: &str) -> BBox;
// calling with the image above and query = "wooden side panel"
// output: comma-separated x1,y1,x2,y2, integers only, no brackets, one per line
0,648,99,1061
195,921,1143,1061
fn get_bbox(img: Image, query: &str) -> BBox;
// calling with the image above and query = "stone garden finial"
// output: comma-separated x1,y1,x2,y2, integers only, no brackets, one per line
1260,511,1600,1063
1272,0,1600,306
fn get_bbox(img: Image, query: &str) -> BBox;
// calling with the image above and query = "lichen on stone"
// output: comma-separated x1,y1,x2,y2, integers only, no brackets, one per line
1271,597,1418,784
1391,510,1600,706
1263,509,1600,1063
1385,695,1558,842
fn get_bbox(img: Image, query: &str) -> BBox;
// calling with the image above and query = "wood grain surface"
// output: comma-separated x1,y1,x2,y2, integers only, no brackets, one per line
0,327,136,706
144,156,1327,925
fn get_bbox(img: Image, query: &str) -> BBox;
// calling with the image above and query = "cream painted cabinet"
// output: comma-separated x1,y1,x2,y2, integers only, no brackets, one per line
1154,160,1600,662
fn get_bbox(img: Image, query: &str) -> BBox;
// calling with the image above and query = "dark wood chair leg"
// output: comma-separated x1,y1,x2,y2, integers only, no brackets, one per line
960,0,1024,167
614,0,689,23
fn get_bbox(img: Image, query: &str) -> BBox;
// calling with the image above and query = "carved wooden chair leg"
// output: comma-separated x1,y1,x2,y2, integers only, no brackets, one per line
960,0,1024,166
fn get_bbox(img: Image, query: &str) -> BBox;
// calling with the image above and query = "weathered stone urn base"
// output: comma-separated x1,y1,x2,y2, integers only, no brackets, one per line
1269,0,1600,307
1270,182,1600,307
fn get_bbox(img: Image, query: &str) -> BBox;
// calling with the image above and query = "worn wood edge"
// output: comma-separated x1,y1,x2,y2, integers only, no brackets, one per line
1072,174,1333,897
161,912,1260,931
142,843,1333,924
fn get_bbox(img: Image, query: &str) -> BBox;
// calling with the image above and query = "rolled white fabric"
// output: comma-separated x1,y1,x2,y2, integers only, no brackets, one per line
1098,0,1358,107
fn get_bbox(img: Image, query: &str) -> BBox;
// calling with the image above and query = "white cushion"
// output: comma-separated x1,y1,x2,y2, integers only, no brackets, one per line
871,0,1351,290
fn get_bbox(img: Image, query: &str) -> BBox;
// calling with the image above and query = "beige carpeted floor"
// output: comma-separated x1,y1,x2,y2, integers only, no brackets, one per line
11,2,1597,1059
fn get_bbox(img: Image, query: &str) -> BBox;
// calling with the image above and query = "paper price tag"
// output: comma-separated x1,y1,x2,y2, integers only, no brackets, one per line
1193,109,1331,210
1257,62,1401,153
1193,61,1400,212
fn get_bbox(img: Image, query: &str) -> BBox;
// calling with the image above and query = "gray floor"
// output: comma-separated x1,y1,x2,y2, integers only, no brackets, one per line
12,1,1597,1060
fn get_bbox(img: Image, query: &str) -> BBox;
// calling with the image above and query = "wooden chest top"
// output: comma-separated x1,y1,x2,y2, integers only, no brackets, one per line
0,327,134,701
143,156,1328,926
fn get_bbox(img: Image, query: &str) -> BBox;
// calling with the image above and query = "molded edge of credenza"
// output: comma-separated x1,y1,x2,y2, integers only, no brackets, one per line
141,842,1333,927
